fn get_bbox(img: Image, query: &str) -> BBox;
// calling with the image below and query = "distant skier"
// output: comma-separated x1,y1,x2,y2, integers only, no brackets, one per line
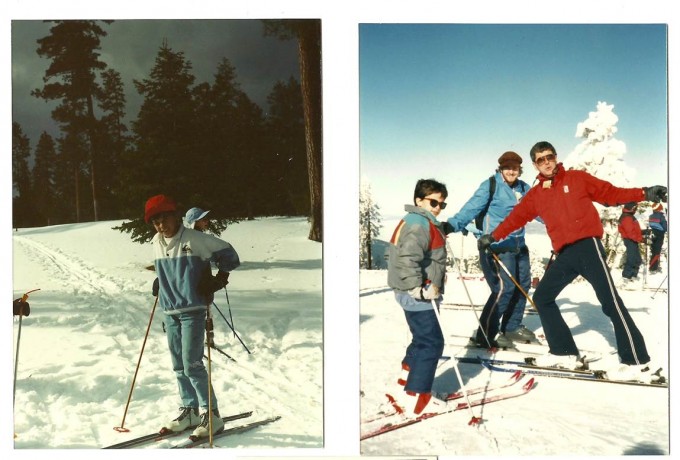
477,141,667,382
145,194,240,438
617,202,642,287
647,203,667,273
387,178,449,415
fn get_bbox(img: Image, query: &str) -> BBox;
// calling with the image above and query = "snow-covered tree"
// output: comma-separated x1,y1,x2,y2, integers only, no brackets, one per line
563,101,636,262
359,180,383,269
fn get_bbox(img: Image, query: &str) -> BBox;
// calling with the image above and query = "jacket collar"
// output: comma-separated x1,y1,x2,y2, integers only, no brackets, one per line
536,162,564,184
404,204,440,223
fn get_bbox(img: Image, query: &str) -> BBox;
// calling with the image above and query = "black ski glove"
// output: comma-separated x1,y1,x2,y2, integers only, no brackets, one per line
152,278,159,297
442,221,455,235
643,185,667,203
199,271,230,296
13,299,30,317
477,234,496,252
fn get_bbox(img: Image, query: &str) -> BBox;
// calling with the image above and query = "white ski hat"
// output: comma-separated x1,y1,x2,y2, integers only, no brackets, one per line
184,207,210,228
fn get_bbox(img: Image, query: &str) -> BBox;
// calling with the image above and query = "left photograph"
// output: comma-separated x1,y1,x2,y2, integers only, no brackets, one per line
11,19,323,449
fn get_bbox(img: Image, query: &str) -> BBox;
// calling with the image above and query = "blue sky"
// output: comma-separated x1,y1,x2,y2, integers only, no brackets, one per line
360,24,668,220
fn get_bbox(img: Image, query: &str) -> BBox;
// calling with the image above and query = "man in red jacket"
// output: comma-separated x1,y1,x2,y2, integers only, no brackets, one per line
477,141,667,382
617,202,643,286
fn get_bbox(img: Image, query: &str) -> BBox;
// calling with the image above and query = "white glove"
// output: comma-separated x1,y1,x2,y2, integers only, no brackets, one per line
409,282,440,300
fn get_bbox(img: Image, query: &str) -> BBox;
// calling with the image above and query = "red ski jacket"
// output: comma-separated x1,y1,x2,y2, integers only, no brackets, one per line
492,164,645,253
618,213,642,243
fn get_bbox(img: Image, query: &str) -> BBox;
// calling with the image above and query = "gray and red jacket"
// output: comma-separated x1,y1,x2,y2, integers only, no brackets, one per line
387,205,447,293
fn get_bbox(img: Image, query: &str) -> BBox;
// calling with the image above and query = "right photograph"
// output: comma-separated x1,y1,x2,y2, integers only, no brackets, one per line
359,24,669,455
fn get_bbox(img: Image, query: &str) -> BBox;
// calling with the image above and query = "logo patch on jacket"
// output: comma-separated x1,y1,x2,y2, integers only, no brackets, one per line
181,244,192,254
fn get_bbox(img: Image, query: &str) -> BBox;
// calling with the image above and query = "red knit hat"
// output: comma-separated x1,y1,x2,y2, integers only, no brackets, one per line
653,203,664,212
144,194,177,223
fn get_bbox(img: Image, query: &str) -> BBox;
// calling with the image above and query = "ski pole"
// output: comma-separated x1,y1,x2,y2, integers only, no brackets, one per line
205,304,215,448
14,289,40,407
205,344,236,362
651,275,668,299
444,239,489,345
114,296,158,433
489,252,539,313
431,299,482,426
212,301,251,354
225,288,235,339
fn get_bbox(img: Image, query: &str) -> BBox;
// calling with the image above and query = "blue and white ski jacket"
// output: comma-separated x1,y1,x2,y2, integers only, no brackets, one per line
447,171,531,253
152,226,240,315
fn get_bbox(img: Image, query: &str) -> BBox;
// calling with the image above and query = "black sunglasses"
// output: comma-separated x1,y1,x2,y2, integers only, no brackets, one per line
534,153,557,166
425,198,447,209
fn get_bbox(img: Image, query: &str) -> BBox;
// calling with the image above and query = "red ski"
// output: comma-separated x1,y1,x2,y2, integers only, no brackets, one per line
360,377,535,440
361,370,525,425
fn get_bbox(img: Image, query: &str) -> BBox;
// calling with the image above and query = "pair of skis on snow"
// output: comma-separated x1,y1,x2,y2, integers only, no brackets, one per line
103,411,280,449
362,352,668,440
460,356,668,388
361,370,536,440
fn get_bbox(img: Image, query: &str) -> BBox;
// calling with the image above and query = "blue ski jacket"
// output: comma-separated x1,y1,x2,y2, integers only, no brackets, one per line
447,171,531,253
152,226,240,315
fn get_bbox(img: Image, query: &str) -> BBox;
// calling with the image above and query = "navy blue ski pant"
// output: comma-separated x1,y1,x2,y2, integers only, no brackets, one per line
622,239,642,279
475,246,531,346
649,229,665,271
533,237,649,365
394,291,444,393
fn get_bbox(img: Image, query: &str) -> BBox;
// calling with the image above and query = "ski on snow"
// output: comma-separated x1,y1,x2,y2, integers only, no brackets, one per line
360,377,535,440
104,411,253,449
458,356,668,388
361,370,526,424
171,415,281,448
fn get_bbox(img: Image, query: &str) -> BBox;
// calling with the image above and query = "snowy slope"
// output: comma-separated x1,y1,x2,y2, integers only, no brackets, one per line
11,217,322,450
360,229,670,456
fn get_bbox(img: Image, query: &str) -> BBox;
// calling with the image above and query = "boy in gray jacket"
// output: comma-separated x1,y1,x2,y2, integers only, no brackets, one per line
387,178,448,415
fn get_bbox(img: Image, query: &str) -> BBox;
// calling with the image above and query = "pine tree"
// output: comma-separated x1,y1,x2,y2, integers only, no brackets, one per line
12,123,33,229
32,131,58,225
359,181,382,269
116,40,200,243
32,20,112,222
96,68,129,219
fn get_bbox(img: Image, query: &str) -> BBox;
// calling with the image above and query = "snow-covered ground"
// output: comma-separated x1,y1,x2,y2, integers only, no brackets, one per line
9,215,672,456
360,227,670,456
11,217,322,451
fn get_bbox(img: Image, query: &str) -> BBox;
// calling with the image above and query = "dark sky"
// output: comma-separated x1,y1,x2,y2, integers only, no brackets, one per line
11,19,301,145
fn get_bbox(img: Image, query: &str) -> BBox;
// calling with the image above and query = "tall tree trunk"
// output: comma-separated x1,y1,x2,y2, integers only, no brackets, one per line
74,167,81,223
298,22,323,242
86,95,99,221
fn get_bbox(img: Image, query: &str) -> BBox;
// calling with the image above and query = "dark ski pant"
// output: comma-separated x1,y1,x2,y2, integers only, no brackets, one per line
533,237,650,365
649,229,665,271
622,238,642,279
475,246,531,345
395,294,445,394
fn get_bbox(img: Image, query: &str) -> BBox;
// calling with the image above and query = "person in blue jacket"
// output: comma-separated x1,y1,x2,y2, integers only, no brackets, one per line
647,203,667,273
144,194,240,439
445,151,536,348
